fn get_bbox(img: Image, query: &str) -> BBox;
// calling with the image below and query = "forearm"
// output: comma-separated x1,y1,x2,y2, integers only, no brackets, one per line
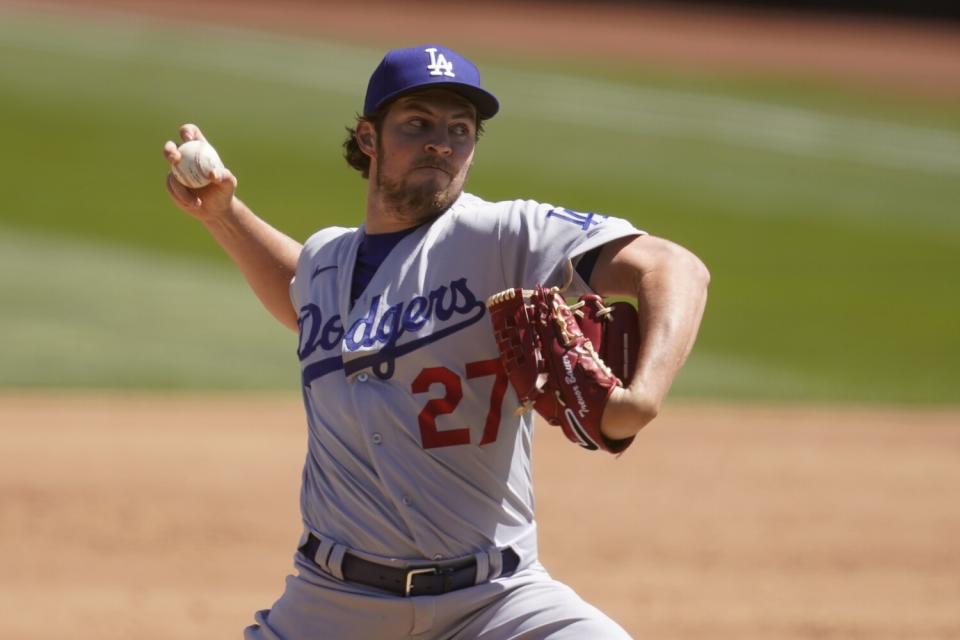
201,198,302,332
592,236,710,441
163,126,302,332
626,248,709,413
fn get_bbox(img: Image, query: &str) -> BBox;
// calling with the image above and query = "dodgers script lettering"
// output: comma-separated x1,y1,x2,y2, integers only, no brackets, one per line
298,277,486,385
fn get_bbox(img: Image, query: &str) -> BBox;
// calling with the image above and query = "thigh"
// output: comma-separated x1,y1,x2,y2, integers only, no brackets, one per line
243,568,418,640
448,565,632,640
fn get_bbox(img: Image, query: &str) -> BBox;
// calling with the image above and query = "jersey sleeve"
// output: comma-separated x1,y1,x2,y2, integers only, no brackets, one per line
497,200,644,297
289,226,353,311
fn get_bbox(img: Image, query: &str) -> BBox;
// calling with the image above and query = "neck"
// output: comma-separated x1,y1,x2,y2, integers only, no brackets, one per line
363,193,418,234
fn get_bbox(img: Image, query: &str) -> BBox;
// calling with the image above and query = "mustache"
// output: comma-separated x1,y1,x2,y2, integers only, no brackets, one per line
414,159,454,173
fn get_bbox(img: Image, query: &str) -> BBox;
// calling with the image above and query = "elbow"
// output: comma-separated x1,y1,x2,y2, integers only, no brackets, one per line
692,254,711,292
677,243,710,285
676,244,710,294
661,241,710,293
274,302,301,333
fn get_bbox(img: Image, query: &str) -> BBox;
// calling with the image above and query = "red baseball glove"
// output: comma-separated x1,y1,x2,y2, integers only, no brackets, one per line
486,285,639,453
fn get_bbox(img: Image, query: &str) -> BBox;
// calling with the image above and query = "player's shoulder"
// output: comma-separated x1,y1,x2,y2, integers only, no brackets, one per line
460,194,646,248
297,226,358,274
454,193,642,232
303,225,356,248
302,225,357,255
446,192,554,228
454,192,552,212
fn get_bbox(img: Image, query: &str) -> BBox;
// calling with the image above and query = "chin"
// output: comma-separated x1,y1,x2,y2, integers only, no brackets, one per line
380,170,464,220
412,172,450,191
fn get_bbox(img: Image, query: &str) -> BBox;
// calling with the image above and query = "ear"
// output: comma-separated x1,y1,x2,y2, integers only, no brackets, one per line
355,121,377,158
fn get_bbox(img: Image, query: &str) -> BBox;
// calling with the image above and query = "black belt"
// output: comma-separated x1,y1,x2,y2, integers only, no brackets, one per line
299,534,520,597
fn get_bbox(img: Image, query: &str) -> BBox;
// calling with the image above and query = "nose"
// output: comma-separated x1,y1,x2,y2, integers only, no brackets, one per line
424,131,453,156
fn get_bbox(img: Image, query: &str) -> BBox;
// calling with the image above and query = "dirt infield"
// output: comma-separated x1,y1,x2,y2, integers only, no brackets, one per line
2,3,959,638
2,395,958,639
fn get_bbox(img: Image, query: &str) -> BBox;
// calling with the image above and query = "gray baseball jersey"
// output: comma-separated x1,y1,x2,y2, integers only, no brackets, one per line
248,192,642,639
291,191,641,558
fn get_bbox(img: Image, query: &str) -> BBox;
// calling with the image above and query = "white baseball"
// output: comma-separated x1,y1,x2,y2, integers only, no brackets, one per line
171,139,225,189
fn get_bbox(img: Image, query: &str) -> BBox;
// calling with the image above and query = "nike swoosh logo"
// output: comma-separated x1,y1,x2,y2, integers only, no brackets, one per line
311,264,338,281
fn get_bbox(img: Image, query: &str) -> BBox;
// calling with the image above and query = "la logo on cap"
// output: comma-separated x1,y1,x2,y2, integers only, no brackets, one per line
425,48,455,78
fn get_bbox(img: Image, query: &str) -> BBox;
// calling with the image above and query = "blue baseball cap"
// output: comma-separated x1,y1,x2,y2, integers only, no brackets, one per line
363,45,499,120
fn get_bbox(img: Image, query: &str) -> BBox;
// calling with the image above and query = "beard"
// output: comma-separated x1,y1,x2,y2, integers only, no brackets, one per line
375,153,465,224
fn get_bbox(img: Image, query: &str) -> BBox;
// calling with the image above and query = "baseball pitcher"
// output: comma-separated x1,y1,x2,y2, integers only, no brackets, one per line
162,45,709,639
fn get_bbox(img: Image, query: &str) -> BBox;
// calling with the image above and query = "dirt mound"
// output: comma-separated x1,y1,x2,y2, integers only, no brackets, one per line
3,394,958,638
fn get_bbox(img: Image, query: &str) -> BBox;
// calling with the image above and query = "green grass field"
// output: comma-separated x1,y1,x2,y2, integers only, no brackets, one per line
1,8,958,403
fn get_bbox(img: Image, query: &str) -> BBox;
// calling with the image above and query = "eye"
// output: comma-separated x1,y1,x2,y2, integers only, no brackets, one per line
451,123,471,137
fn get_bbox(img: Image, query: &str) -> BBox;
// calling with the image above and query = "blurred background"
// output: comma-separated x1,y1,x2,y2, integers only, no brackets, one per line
1,1,958,639
1,0,958,402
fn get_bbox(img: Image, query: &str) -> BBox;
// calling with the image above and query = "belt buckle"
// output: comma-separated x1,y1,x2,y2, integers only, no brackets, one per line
404,567,437,596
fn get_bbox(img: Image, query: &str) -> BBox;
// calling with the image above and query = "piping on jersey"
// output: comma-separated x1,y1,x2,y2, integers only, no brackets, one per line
299,276,487,385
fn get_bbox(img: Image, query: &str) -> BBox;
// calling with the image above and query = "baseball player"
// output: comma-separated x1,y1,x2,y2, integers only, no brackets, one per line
163,45,709,639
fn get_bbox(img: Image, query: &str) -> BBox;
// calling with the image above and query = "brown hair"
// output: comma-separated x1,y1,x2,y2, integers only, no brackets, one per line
342,109,384,180
342,102,485,179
